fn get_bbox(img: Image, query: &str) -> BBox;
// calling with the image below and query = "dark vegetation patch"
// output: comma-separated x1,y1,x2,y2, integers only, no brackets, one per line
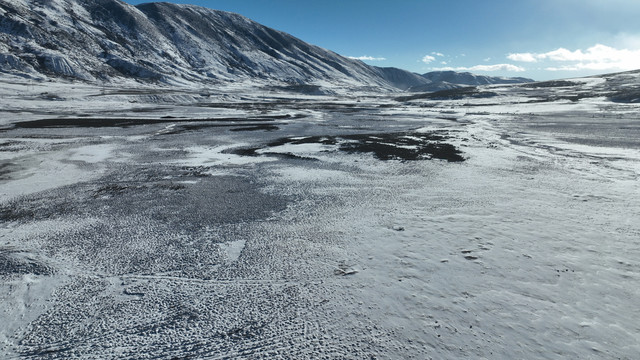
233,131,465,162
396,87,498,101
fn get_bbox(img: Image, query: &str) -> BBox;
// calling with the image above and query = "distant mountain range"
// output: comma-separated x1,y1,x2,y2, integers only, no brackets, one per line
407,71,534,92
0,0,532,91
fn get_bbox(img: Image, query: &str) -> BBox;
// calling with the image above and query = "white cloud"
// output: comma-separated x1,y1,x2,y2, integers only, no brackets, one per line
422,55,436,64
431,52,445,57
433,64,526,72
507,53,537,62
545,66,580,71
348,55,386,61
470,64,525,72
508,44,640,71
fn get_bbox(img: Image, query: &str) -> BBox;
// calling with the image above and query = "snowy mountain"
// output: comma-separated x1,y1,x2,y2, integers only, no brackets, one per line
0,0,430,90
421,71,533,85
408,71,533,92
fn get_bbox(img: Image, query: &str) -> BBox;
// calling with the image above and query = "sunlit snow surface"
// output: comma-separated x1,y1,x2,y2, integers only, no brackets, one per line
1,73,639,359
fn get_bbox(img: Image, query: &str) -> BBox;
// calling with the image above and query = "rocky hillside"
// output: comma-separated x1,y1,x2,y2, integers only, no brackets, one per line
0,0,429,90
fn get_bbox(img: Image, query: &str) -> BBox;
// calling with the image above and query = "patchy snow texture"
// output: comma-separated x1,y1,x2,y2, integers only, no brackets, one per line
1,69,639,358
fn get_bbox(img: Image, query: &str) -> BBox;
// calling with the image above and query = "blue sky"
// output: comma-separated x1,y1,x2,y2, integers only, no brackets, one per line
124,0,640,80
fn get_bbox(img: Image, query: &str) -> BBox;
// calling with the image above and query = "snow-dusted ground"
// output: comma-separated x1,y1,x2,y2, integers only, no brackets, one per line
1,76,639,359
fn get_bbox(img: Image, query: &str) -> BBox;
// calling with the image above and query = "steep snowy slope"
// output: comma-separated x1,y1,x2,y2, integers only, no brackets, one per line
0,0,429,90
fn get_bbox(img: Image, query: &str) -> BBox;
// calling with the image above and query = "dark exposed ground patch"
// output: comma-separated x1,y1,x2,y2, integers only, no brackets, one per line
230,124,280,132
92,182,186,198
0,195,77,223
196,100,379,113
87,166,289,231
155,123,284,136
339,133,464,161
608,88,640,103
520,80,582,88
12,114,302,129
0,164,286,227
0,141,24,151
1,164,290,275
266,84,327,95
0,162,16,180
232,131,465,162
396,87,498,101
261,152,319,161
0,246,54,276
100,175,287,230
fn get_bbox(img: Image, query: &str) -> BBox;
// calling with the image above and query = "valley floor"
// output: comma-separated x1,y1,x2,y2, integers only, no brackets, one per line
1,79,639,359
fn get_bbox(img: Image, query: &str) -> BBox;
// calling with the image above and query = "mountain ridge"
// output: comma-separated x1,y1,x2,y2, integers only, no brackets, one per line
407,70,533,92
0,0,536,92
0,0,432,90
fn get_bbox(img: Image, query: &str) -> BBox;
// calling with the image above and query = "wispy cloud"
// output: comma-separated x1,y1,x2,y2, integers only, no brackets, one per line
348,55,386,61
433,64,526,72
508,44,640,71
422,55,436,64
431,52,445,57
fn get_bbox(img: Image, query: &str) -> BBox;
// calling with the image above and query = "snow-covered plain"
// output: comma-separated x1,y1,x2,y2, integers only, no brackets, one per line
1,73,639,359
